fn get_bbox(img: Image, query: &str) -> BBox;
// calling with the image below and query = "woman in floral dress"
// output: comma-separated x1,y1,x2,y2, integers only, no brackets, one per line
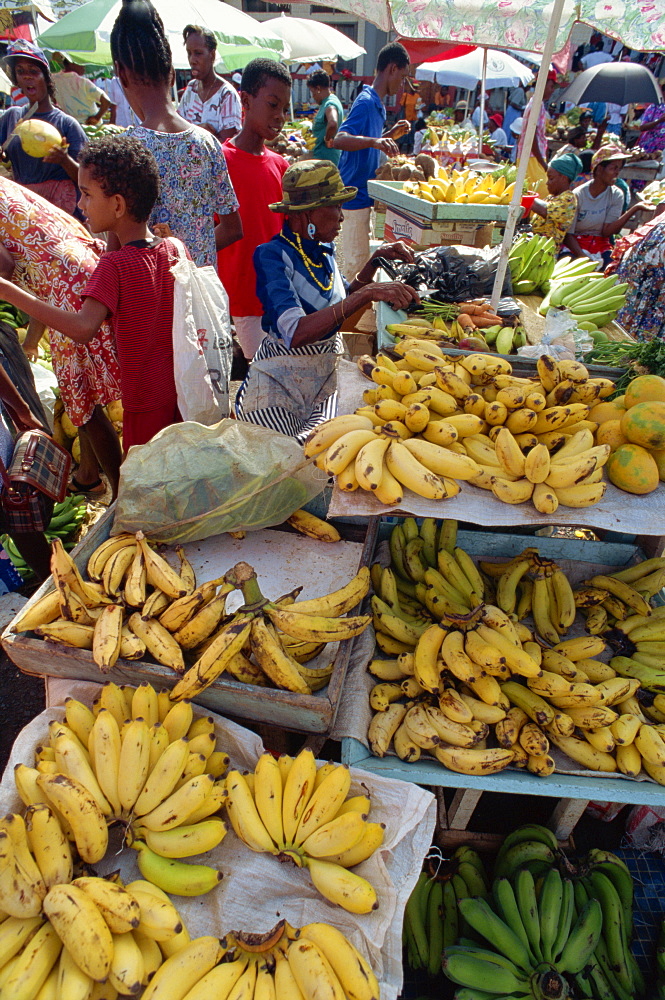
110,0,242,267
0,177,123,497
636,103,665,157
614,218,665,341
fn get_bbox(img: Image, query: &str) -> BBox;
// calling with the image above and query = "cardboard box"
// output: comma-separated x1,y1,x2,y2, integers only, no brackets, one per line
384,206,494,249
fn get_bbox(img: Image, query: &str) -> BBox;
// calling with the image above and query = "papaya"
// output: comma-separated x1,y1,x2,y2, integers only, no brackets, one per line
624,373,665,409
607,443,660,495
596,419,628,453
621,400,665,450
589,398,625,424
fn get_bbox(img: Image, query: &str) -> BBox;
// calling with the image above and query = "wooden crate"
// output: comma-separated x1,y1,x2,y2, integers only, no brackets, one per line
2,512,378,735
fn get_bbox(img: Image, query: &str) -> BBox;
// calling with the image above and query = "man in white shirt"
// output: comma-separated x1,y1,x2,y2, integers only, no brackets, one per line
51,54,111,124
106,75,139,128
581,43,614,70
471,97,489,129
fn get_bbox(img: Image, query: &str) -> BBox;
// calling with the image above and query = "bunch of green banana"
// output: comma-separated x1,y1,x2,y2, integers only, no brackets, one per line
1,496,87,580
508,234,557,295
539,257,628,330
403,846,488,976
15,680,229,893
224,748,383,913
0,874,198,998
480,548,577,644
11,531,370,697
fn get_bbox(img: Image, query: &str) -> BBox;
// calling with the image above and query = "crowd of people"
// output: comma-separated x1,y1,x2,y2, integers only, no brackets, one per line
0,9,664,578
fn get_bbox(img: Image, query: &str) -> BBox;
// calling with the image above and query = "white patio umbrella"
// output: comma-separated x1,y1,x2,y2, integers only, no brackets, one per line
415,47,534,90
37,0,290,71
262,14,365,64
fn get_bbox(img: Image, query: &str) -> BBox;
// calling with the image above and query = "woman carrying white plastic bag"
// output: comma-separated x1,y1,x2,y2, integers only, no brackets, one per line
171,238,232,425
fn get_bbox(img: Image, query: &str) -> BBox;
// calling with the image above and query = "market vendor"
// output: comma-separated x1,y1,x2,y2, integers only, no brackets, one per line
235,159,419,442
516,70,558,196
527,153,582,250
564,146,655,268
0,40,86,215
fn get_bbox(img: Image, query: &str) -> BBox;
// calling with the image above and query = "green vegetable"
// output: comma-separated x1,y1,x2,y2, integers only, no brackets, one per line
583,337,665,396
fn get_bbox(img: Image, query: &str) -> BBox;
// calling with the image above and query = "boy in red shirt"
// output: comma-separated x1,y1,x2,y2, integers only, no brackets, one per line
0,135,183,452
217,58,291,362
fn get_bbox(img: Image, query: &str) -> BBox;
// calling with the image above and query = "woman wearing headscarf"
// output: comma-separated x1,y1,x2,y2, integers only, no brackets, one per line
516,71,558,196
564,146,656,268
235,159,418,441
527,153,583,250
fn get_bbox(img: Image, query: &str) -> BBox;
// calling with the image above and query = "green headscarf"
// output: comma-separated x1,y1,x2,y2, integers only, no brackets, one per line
549,152,583,182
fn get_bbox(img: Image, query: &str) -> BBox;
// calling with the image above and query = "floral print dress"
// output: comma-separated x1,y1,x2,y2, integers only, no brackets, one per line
128,123,239,267
615,219,665,342
638,103,665,156
0,177,121,426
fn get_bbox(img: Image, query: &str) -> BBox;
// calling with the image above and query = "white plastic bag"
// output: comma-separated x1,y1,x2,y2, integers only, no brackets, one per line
517,307,593,361
170,238,232,425
29,361,58,429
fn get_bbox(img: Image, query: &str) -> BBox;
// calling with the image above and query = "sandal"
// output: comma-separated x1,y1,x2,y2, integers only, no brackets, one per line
68,476,106,496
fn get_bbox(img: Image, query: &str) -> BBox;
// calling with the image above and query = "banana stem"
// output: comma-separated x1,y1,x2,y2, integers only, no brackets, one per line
225,562,266,609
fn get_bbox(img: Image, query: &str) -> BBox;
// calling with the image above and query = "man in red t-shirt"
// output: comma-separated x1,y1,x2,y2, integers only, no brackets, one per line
217,58,291,361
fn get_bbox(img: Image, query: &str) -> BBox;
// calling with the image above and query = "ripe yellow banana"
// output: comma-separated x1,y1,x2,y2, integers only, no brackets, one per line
73,877,140,934
88,709,122,818
136,532,187,600
249,617,311,694
137,773,215,833
127,613,184,673
170,618,253,701
305,857,377,913
37,773,107,864
303,414,375,458
42,882,113,981
225,770,277,853
434,744,514,775
92,604,124,673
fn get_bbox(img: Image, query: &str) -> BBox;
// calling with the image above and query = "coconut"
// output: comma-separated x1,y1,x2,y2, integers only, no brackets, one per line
14,119,63,157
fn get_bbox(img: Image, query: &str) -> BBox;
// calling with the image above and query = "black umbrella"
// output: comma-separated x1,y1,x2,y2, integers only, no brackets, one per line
559,62,663,107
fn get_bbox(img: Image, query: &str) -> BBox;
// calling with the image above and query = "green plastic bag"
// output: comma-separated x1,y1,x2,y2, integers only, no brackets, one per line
112,419,325,544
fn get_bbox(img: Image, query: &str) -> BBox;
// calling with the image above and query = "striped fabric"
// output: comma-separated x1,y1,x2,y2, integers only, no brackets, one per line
235,334,342,443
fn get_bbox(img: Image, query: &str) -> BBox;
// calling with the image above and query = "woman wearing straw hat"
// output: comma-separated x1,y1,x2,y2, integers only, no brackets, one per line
235,159,419,442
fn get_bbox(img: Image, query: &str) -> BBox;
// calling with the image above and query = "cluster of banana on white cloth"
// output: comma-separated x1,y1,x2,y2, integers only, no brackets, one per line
305,350,615,512
10,533,372,699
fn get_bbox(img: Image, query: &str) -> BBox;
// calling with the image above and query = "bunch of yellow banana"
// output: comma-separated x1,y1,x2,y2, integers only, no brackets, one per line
11,537,371,699
403,168,514,205
168,561,371,702
574,557,665,638
144,918,380,1000
15,681,229,893
0,875,215,1000
480,549,578,644
224,748,383,914
304,347,616,509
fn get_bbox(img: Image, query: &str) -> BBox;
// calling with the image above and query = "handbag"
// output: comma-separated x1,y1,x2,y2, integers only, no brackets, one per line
170,238,232,425
0,430,71,533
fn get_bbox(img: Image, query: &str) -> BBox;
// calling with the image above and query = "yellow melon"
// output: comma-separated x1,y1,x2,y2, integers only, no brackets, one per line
588,398,625,424
14,119,63,157
652,449,665,482
621,401,665,450
607,443,660,495
596,419,628,452
625,374,665,409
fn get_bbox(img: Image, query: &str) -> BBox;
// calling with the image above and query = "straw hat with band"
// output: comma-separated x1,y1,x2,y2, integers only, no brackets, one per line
455,100,468,111
591,145,630,170
270,160,357,213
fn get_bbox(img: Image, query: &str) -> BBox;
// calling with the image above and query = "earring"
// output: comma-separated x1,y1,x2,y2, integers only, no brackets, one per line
307,222,316,239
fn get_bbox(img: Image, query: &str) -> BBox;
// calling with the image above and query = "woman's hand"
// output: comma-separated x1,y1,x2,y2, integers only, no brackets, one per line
44,143,69,167
366,280,420,311
373,240,415,264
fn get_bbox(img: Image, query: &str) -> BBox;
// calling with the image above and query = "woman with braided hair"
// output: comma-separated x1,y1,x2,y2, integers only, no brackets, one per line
109,0,242,266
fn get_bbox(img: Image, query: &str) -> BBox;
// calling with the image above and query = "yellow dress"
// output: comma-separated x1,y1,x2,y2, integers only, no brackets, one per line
531,190,578,249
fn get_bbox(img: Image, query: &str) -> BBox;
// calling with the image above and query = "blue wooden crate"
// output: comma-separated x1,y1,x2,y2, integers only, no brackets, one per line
341,522,665,806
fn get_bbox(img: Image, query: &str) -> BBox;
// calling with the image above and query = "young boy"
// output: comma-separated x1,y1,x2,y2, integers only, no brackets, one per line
216,58,291,362
0,135,182,453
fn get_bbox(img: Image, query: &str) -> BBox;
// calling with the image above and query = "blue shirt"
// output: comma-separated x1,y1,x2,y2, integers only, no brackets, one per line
0,107,86,186
253,224,348,349
338,85,386,210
